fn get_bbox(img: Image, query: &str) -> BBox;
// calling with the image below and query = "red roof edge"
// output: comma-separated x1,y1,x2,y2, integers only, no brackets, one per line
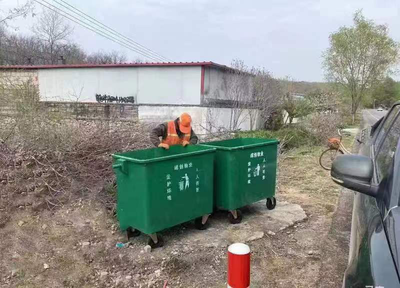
0,61,232,70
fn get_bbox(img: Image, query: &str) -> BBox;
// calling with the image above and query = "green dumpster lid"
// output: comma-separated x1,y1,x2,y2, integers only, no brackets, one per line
201,138,279,151
112,145,216,164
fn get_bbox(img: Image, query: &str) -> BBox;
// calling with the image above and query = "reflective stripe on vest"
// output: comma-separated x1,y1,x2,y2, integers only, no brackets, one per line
162,121,191,146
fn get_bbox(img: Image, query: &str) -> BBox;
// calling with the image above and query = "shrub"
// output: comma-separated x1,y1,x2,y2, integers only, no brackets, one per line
0,79,153,222
238,110,345,151
237,126,320,150
308,113,344,144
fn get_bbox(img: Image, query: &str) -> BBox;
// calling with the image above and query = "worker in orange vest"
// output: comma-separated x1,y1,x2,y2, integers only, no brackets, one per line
150,113,198,149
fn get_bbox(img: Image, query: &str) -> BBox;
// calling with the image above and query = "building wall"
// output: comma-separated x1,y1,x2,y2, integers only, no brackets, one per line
38,66,202,105
0,70,39,117
206,107,258,132
42,102,138,120
138,105,208,134
137,66,201,105
0,100,138,121
203,67,226,101
202,67,253,104
138,105,258,135
0,67,260,135
0,70,38,89
38,68,137,102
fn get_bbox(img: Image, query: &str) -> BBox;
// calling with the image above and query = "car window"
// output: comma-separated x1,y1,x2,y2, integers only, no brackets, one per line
375,105,400,152
380,160,394,210
391,141,400,208
370,116,383,136
376,117,400,182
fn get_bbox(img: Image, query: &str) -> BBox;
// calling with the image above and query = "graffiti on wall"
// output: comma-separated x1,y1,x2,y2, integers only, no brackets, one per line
95,94,135,104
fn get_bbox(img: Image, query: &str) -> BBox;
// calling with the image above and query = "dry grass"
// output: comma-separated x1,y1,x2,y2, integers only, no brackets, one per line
1,137,350,288
0,119,153,230
248,141,351,288
307,113,344,144
0,78,356,288
278,143,345,215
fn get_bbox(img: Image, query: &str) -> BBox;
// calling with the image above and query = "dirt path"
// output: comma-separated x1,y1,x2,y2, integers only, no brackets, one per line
316,188,353,287
316,127,364,287
1,145,345,288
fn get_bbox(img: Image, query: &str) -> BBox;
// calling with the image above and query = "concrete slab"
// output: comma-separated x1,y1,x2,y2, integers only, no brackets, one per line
342,128,359,135
163,200,307,249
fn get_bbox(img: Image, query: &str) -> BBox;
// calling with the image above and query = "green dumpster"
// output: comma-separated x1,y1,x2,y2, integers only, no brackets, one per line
201,138,279,223
112,145,215,247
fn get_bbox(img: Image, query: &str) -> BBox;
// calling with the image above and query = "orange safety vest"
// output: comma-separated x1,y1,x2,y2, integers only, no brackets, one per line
162,121,191,146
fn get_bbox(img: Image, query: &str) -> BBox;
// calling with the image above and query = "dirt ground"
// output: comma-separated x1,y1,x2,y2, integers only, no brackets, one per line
1,143,347,288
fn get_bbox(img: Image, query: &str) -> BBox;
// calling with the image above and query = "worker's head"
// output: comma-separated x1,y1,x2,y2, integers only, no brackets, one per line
178,113,192,134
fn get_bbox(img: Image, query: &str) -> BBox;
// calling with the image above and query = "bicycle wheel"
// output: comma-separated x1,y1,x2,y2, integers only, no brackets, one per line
319,148,344,171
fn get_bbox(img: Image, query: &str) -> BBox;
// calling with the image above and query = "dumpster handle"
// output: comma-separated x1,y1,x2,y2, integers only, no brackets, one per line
113,148,216,164
112,163,122,169
201,139,279,151
113,160,128,174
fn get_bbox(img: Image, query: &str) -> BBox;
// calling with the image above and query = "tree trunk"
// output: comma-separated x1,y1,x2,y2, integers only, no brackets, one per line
249,110,255,131
351,93,357,124
229,109,233,130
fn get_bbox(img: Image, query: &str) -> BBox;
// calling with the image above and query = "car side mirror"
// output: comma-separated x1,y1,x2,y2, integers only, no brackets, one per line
331,155,378,197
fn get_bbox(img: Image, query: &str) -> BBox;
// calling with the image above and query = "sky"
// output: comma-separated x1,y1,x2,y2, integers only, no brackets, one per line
2,0,400,82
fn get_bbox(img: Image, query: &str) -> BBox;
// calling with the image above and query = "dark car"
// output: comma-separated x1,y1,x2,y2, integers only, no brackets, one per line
331,104,400,288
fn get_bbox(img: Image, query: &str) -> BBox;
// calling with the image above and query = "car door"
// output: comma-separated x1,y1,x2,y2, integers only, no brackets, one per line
372,105,400,159
367,109,400,286
344,107,400,287
381,138,400,273
374,108,400,216
350,106,400,257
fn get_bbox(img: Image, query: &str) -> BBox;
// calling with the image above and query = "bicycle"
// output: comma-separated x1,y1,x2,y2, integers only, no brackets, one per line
319,129,352,170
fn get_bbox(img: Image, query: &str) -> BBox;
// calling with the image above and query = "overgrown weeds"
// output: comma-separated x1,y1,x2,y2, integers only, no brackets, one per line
307,113,344,144
237,126,320,150
0,79,154,227
0,120,152,217
238,112,344,151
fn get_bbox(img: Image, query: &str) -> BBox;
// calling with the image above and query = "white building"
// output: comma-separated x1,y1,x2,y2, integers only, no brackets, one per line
0,62,260,134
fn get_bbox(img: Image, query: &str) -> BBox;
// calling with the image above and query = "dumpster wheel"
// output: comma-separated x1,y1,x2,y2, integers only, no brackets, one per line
194,216,209,230
148,234,164,249
266,197,277,210
228,210,242,224
127,227,141,239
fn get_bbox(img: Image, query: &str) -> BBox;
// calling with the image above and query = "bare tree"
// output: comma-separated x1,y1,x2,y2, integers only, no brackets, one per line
0,0,35,64
0,33,43,65
279,77,316,124
86,50,127,64
0,0,34,26
210,60,283,131
0,28,86,65
58,43,87,64
33,9,73,64
133,57,143,63
249,68,283,130
306,88,340,113
220,59,252,130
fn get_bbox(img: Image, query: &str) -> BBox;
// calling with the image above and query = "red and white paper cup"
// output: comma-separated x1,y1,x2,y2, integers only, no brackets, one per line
227,243,251,288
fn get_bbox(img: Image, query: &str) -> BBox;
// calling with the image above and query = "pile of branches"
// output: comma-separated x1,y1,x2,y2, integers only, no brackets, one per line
308,113,344,144
0,120,152,222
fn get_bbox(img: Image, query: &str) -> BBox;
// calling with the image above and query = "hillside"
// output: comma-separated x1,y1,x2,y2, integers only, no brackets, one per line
279,79,332,95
